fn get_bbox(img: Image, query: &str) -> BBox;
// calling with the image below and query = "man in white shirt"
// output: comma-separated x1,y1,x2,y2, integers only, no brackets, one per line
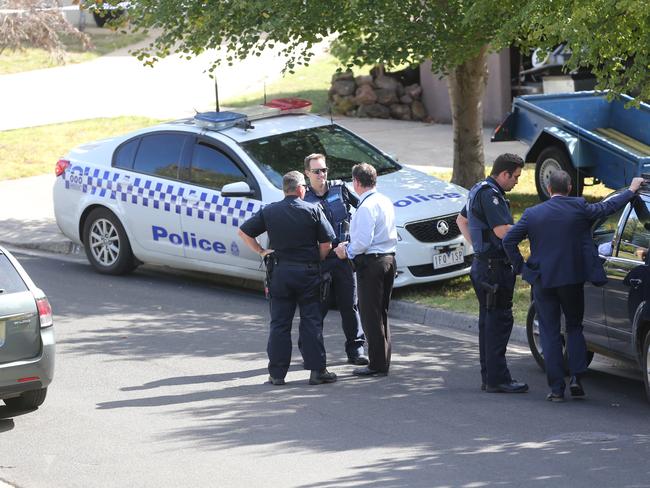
334,163,398,376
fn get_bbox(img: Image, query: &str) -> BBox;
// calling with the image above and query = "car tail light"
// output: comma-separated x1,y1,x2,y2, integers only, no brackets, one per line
55,159,70,177
36,297,53,328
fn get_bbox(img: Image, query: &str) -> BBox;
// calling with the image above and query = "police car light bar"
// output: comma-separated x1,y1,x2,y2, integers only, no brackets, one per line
193,98,312,131
194,111,248,131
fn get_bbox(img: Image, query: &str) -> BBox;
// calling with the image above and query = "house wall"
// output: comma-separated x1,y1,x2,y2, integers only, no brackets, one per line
420,50,512,127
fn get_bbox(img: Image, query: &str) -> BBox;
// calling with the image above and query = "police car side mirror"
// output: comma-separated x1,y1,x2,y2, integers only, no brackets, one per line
221,181,255,197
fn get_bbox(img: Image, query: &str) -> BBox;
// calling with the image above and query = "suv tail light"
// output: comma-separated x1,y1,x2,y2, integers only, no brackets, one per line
36,297,53,328
55,159,70,177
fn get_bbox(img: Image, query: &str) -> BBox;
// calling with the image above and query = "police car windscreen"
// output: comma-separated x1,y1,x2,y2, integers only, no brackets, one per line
240,126,399,189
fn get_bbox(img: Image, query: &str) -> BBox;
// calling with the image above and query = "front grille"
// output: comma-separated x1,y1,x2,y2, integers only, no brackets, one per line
407,256,473,278
405,214,461,243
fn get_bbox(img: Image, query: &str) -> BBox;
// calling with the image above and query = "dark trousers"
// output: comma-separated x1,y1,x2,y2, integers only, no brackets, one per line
267,263,326,379
470,259,516,386
356,254,395,373
532,282,587,394
321,257,365,358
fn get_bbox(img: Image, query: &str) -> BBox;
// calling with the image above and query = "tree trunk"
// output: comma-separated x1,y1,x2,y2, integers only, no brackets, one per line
447,46,489,189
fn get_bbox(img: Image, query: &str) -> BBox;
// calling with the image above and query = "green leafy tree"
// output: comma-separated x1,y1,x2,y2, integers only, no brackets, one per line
84,0,650,188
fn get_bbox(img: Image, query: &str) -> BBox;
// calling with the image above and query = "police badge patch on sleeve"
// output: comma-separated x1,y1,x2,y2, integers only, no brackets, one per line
493,196,500,205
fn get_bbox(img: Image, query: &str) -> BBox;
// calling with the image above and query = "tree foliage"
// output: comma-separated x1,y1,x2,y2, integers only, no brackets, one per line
82,0,650,187
0,0,91,60
492,0,650,104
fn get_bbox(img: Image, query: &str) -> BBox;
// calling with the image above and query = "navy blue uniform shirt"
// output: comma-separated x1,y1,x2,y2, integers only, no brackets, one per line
460,176,513,256
240,195,336,263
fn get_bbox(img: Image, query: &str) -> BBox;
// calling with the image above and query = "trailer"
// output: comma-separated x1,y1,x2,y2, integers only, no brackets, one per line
492,91,650,200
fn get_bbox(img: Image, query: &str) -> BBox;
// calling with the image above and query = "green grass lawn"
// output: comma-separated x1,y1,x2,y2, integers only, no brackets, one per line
392,166,612,324
0,52,355,180
0,117,161,179
0,29,147,75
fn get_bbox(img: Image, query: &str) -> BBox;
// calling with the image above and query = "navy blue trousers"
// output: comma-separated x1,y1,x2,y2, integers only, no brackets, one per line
532,282,587,394
267,263,326,379
470,259,515,387
321,257,365,359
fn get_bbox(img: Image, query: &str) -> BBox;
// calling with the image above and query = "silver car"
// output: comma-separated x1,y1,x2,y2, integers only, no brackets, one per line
0,247,55,411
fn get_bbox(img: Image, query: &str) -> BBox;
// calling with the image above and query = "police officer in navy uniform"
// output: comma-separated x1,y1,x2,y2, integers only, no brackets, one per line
238,171,338,386
456,153,528,394
303,153,369,366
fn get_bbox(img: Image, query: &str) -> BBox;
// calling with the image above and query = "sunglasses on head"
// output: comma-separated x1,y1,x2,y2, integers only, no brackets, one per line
309,168,328,175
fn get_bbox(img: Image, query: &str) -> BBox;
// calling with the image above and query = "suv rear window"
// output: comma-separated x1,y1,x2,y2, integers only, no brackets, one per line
0,254,28,294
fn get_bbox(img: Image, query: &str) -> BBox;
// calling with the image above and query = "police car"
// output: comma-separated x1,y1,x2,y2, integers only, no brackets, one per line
53,99,472,288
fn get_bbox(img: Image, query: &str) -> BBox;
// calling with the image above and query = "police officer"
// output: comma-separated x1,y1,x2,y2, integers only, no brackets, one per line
456,153,528,394
303,153,369,366
238,171,338,386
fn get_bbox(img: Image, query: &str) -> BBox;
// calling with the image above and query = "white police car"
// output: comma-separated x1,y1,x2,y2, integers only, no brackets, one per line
53,99,472,288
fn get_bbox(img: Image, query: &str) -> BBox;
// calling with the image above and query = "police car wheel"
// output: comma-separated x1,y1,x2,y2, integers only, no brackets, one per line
534,147,584,201
526,301,594,373
83,208,137,275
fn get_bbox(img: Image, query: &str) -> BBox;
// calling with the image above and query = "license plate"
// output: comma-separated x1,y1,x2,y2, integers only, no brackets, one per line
433,248,464,269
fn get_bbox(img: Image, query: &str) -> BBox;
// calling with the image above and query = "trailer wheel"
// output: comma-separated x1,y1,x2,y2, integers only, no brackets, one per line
535,147,583,201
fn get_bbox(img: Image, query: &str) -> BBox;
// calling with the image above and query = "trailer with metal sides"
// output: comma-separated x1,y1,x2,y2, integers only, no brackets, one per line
492,91,650,200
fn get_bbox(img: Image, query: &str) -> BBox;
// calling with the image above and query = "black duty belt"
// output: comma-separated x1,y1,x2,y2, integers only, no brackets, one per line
275,260,320,268
474,255,510,266
364,252,396,258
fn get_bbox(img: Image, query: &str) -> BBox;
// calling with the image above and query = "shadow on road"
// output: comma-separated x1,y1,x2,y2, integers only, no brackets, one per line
15,253,650,487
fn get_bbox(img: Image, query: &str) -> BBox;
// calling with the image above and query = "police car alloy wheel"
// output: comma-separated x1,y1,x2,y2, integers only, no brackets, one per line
83,208,137,275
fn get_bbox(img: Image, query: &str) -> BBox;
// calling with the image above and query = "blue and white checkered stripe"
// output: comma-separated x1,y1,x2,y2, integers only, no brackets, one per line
65,166,259,227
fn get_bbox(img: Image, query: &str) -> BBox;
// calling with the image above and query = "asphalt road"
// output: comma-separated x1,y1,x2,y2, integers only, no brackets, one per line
2,252,650,488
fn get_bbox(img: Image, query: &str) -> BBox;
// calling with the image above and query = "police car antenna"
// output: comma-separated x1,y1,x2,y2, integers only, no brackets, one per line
328,98,333,125
214,77,220,112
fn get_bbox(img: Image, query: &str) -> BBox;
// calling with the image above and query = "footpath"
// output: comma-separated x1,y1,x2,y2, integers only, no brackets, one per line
0,39,527,343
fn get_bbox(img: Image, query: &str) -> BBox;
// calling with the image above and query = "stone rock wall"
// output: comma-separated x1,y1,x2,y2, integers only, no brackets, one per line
328,69,429,121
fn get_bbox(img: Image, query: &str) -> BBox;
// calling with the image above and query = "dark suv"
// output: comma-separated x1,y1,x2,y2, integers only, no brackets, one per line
527,189,650,401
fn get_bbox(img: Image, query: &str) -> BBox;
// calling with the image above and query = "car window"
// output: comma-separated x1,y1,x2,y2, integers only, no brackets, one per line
132,133,188,179
113,138,139,169
617,198,650,262
240,125,399,189
0,254,28,294
188,144,246,190
593,204,626,255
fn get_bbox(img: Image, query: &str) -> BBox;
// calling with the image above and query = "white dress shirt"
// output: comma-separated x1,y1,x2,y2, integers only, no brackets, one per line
346,189,398,259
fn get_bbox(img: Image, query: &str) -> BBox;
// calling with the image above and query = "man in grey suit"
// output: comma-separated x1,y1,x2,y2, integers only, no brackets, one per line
503,171,643,401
